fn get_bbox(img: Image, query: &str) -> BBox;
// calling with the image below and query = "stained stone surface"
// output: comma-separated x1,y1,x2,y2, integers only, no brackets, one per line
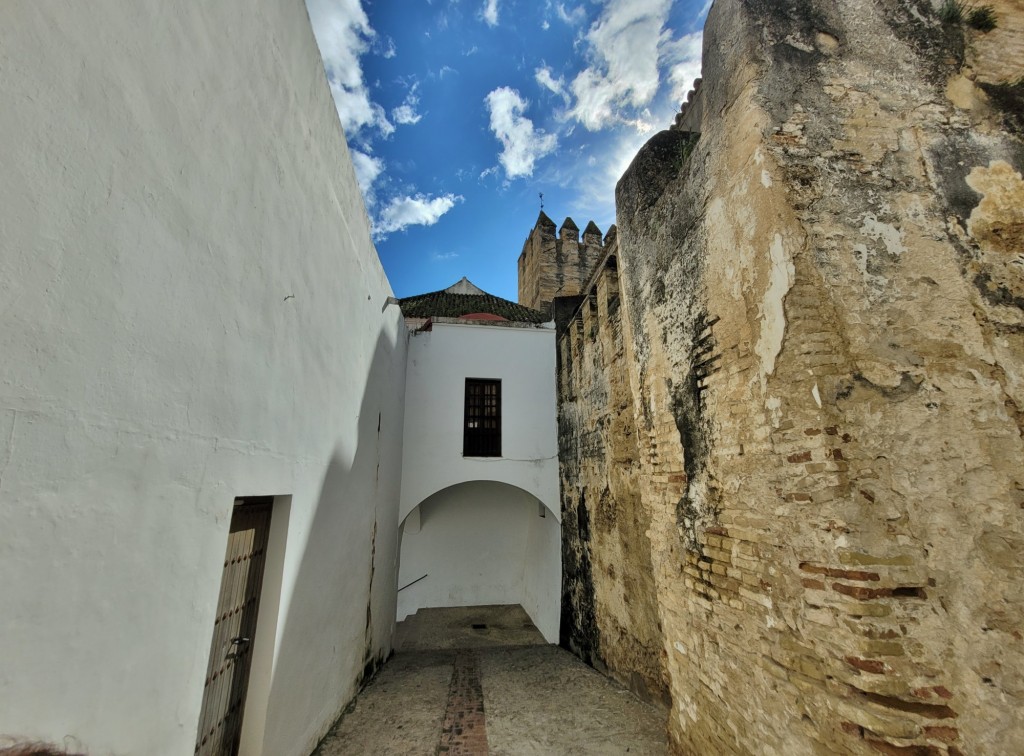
313,650,455,756
481,646,667,756
544,0,1024,753
394,604,548,652
313,605,667,755
556,242,669,707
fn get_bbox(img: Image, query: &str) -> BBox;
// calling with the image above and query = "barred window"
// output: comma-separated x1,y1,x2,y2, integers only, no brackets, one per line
463,379,501,457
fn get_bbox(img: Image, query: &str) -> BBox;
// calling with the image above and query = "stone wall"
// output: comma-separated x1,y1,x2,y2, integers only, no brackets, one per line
518,211,609,317
556,238,668,705
548,0,1024,753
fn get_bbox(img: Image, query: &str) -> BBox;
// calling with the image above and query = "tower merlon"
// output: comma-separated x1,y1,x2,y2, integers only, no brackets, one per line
559,216,579,242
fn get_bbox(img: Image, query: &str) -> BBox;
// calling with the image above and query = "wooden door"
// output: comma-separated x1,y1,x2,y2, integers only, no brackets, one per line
195,497,273,756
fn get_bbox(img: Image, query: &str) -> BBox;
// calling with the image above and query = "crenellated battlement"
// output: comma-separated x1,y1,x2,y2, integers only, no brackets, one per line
557,237,622,401
671,76,703,134
517,210,613,316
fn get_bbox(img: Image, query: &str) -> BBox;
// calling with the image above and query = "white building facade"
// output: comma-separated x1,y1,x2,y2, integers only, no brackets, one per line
396,281,561,642
0,3,408,756
0,5,561,755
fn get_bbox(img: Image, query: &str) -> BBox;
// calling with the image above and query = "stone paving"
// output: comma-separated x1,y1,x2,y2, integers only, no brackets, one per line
313,605,667,756
437,652,487,754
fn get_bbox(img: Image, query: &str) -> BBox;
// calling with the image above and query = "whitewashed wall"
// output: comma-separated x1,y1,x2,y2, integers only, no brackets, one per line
399,321,560,641
400,322,560,522
396,481,560,641
520,488,563,641
0,3,406,756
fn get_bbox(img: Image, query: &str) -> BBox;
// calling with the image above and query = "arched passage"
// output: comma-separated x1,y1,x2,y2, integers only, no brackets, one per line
396,480,560,643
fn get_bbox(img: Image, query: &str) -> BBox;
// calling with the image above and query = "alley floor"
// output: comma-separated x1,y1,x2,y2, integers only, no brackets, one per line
313,605,668,755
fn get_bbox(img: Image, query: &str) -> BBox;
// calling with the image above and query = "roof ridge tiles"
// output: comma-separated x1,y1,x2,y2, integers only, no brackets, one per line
397,280,548,323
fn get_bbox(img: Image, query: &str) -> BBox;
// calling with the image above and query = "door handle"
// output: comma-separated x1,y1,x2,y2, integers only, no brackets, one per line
230,637,250,645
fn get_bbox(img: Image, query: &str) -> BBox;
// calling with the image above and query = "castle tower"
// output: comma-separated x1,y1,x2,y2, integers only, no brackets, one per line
517,210,607,316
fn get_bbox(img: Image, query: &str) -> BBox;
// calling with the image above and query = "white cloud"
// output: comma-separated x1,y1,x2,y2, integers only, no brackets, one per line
375,193,463,236
573,128,651,224
432,251,460,261
568,0,674,131
391,85,422,125
482,0,499,26
535,66,567,99
485,87,558,179
627,111,656,134
392,104,422,125
350,149,384,198
556,3,587,25
607,129,651,184
305,0,393,137
663,32,703,104
378,35,397,59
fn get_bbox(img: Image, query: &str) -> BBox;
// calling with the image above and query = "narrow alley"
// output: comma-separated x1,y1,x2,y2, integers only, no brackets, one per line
313,606,668,755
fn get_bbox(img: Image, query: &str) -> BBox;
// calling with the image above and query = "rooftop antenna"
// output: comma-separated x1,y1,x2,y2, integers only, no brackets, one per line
539,192,544,211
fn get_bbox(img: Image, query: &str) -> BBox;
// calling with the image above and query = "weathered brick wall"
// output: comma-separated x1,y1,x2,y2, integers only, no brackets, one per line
606,0,1024,753
555,240,669,706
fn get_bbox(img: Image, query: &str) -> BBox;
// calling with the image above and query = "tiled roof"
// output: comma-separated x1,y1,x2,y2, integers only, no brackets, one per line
398,277,549,323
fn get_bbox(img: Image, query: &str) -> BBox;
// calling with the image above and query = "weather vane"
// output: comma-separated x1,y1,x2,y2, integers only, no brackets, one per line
539,192,544,210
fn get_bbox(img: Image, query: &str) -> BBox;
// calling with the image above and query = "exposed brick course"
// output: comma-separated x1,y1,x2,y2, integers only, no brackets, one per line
554,246,669,705
531,0,1024,752
437,653,488,755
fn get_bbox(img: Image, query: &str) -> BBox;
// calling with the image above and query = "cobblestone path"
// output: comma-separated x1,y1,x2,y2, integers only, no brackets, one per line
313,606,667,756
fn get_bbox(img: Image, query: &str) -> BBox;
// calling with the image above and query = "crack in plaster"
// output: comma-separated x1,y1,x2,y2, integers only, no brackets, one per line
0,409,17,493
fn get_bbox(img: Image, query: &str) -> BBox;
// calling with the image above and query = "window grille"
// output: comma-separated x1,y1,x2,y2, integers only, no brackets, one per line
464,378,501,457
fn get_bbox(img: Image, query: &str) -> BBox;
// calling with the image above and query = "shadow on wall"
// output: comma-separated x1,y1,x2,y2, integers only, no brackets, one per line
254,328,406,756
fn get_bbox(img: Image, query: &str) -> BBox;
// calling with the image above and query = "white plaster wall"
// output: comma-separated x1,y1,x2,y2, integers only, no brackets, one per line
400,322,560,523
397,482,560,642
520,493,562,643
0,3,406,756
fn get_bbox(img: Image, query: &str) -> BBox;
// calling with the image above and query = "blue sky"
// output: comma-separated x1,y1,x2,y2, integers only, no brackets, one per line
306,0,709,300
